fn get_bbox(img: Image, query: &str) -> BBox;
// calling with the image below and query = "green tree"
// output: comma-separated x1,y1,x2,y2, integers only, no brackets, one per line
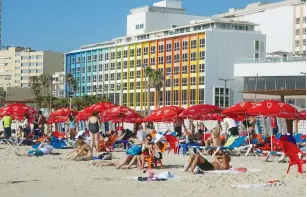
150,70,164,108
66,73,78,95
29,76,43,108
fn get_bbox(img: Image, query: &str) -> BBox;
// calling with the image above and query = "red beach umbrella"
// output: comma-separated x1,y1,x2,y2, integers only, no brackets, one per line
84,102,117,113
50,108,78,117
222,102,255,116
143,106,185,122
101,106,141,122
247,100,298,117
179,104,222,119
0,103,37,120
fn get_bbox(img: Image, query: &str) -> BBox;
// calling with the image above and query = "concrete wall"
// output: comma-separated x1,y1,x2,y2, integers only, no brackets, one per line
234,61,306,77
7,87,34,101
205,29,266,105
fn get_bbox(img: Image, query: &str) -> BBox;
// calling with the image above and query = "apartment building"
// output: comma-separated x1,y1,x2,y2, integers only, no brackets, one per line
65,18,265,111
52,71,65,98
0,46,63,89
214,0,306,55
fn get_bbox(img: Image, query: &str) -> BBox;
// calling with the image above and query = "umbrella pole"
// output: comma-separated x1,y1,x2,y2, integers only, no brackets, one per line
268,116,273,152
245,112,250,144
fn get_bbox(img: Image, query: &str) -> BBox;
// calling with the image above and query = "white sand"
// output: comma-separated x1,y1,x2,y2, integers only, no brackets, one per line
0,146,305,197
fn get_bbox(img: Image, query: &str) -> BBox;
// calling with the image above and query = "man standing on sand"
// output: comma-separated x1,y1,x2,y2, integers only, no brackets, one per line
2,113,12,138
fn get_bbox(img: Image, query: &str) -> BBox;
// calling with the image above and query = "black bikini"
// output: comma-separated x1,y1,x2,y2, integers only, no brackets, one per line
197,158,214,171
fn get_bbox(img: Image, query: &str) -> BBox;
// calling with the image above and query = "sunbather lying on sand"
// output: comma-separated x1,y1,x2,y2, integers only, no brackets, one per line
184,153,231,173
68,137,92,161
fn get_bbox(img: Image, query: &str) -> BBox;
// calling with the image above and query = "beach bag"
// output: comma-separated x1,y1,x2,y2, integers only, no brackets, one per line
27,149,44,156
98,153,112,160
126,144,142,156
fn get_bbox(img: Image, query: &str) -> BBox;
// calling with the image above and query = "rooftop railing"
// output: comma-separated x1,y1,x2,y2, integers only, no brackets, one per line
236,56,306,64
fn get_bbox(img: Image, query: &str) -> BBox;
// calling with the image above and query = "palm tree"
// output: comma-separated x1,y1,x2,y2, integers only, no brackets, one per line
66,73,78,95
29,76,43,108
150,70,164,108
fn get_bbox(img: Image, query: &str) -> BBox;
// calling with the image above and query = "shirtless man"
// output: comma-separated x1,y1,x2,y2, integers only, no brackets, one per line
184,153,231,173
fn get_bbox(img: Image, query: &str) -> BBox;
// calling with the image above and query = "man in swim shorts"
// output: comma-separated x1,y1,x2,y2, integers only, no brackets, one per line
184,153,231,173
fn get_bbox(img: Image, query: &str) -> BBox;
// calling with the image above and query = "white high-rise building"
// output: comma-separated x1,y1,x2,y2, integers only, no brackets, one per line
127,0,209,36
214,0,306,55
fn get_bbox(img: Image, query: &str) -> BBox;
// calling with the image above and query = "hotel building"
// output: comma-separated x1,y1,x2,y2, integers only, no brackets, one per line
65,18,265,112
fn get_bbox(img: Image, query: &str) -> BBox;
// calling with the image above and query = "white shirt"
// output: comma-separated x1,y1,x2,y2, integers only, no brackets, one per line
23,119,29,128
223,118,237,129
39,144,53,154
136,129,147,142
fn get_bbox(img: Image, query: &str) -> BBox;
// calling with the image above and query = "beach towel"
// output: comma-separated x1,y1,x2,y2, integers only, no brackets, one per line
126,145,142,156
27,149,44,156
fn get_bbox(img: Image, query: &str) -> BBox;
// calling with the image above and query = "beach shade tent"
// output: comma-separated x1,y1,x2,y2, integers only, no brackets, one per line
143,106,185,122
247,100,298,117
50,108,78,117
222,102,255,116
179,112,224,121
84,102,117,114
101,106,142,122
0,103,37,120
178,104,222,119
46,116,68,124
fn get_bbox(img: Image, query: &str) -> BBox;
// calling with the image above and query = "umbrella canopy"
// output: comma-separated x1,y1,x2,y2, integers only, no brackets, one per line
0,103,37,120
84,102,117,113
247,100,298,117
101,106,142,122
143,106,185,122
47,116,68,124
179,113,224,121
50,108,78,117
179,104,222,119
299,109,306,120
222,102,255,116
76,109,92,121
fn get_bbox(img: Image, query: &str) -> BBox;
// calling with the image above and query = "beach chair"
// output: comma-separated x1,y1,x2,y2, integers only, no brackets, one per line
294,133,303,143
280,141,306,174
165,135,178,154
145,143,167,169
105,134,118,152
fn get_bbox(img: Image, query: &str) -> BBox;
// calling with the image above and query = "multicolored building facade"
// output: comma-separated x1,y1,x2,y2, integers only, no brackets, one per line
65,19,265,112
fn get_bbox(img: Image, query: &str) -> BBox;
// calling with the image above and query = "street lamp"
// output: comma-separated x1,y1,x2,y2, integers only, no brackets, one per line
218,78,234,109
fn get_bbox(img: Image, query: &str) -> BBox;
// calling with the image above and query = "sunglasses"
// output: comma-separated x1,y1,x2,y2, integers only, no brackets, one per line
146,138,152,141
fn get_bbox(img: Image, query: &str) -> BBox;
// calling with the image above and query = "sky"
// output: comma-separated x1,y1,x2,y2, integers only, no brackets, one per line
3,0,280,52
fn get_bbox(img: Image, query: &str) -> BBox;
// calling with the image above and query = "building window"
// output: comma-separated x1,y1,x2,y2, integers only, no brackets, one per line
117,51,121,59
98,75,103,82
166,43,172,52
166,55,172,63
174,54,180,63
117,62,122,69
136,24,140,30
87,76,91,82
76,57,80,63
174,42,180,51
81,67,85,73
199,51,205,60
136,70,141,78
174,66,180,74
143,47,148,55
151,46,156,54
136,59,141,67
166,79,171,87
105,53,109,60
137,48,142,56
254,53,260,59
199,76,205,85
190,89,196,105
99,64,103,71
182,78,187,86
183,41,188,49
304,28,306,34
110,73,115,80
199,88,204,103
190,65,196,73
123,50,128,58
191,77,196,85
199,39,205,48
123,61,128,68
92,65,97,72
165,91,171,105
166,67,172,76
173,78,179,86
190,52,196,61
296,40,300,47
191,40,197,48
93,75,97,82
123,72,127,79
130,71,134,79
110,63,115,70
304,16,306,23
81,56,85,63
143,58,148,66
150,57,155,66
158,56,164,64
130,49,134,57
111,52,115,60
158,45,164,53
254,40,260,50
93,54,97,62
104,63,109,70
296,29,300,35
304,39,306,46
140,24,144,29
182,65,188,74
199,63,205,72
117,73,121,80
99,54,104,61
130,60,134,68
214,87,230,108
87,66,91,72
296,17,300,24
182,53,188,62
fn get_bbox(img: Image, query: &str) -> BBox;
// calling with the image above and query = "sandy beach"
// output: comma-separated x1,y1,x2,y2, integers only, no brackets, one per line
0,146,305,197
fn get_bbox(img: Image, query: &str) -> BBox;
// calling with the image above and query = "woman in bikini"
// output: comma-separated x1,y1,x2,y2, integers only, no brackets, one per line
184,153,231,173
69,137,92,161
67,115,77,140
88,111,100,152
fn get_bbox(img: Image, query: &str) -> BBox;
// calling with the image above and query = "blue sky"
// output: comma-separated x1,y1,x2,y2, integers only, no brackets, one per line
3,0,279,52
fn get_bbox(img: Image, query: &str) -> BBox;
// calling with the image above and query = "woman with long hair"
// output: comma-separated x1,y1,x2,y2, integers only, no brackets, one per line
67,115,77,140
87,111,100,152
